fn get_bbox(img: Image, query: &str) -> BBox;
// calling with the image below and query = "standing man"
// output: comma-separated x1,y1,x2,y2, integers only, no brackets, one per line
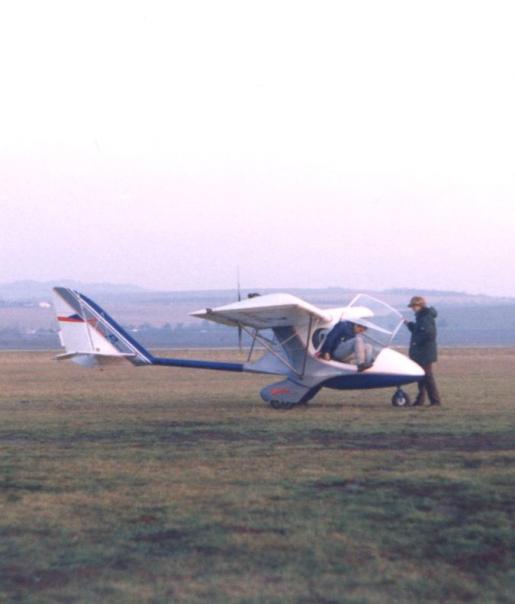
404,296,442,406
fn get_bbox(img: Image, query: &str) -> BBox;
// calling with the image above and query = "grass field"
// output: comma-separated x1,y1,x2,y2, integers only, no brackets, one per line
0,348,514,603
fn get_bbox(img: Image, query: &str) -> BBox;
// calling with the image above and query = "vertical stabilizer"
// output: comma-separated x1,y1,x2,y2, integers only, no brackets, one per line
52,287,154,366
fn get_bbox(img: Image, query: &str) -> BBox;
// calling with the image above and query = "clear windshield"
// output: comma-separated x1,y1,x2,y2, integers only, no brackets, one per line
347,294,404,349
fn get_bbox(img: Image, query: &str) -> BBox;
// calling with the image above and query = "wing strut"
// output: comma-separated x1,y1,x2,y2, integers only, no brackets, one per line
246,327,258,362
240,324,300,375
240,313,317,379
300,314,315,379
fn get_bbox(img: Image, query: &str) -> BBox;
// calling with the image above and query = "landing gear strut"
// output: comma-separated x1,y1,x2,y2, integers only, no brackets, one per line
391,387,411,407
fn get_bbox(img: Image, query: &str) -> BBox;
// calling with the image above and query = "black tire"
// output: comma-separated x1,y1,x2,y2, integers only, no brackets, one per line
391,390,411,407
270,400,295,410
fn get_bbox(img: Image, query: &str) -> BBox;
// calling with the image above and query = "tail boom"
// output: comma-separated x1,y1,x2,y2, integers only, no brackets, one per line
52,287,245,372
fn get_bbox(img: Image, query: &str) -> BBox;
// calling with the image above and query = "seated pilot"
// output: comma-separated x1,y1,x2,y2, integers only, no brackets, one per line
318,320,374,372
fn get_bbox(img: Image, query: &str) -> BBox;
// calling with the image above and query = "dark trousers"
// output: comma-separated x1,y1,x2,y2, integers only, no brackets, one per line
417,364,441,405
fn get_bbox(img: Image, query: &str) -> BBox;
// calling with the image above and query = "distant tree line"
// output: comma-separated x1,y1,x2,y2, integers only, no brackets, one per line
1,305,514,349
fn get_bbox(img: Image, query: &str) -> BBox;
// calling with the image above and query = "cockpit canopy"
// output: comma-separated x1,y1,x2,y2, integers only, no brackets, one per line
343,294,404,348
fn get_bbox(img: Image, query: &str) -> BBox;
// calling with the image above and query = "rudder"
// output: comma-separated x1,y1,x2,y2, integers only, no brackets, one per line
52,287,154,367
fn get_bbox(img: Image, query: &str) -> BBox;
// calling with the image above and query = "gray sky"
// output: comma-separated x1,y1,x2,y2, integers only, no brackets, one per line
1,1,514,295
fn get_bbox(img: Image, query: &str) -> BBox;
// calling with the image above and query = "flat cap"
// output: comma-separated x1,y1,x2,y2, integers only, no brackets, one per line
407,295,426,308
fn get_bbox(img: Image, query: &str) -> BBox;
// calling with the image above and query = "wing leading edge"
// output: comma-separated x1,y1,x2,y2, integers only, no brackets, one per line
190,293,332,329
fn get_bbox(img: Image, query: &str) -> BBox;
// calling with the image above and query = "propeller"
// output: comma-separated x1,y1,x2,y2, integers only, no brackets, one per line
237,267,243,351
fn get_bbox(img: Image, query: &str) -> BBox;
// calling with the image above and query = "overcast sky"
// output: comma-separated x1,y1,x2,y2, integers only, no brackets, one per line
1,1,514,296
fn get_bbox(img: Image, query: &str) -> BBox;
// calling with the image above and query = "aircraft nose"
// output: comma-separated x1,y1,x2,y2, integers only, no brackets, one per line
405,357,425,377
372,348,425,377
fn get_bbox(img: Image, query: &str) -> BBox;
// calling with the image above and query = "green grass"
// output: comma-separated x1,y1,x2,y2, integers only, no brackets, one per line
0,348,514,603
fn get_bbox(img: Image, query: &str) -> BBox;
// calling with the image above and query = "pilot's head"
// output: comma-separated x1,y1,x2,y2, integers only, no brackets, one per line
353,323,367,334
407,296,426,311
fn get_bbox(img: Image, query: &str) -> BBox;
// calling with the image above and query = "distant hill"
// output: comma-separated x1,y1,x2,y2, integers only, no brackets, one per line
381,288,515,307
1,281,515,349
1,280,514,307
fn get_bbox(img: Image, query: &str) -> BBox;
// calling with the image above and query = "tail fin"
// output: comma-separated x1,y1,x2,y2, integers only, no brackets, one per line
52,287,154,367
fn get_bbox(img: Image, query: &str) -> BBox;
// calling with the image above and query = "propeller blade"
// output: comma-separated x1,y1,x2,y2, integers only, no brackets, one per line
237,267,242,350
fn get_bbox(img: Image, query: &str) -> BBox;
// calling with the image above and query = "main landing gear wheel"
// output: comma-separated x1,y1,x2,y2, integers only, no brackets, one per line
270,400,295,410
391,388,411,407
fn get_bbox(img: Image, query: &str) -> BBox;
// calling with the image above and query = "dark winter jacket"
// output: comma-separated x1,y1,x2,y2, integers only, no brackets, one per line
319,321,356,356
406,307,438,365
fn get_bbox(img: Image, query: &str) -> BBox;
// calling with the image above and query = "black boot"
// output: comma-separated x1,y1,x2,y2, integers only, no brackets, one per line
357,362,373,372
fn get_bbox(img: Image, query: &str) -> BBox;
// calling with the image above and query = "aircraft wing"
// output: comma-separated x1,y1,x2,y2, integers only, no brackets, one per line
190,293,332,329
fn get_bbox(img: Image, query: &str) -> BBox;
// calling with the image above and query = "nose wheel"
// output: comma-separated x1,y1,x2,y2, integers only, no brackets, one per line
391,388,411,407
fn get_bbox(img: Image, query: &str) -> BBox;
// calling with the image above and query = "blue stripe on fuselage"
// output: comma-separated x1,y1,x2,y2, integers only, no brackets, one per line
152,357,244,372
322,372,421,390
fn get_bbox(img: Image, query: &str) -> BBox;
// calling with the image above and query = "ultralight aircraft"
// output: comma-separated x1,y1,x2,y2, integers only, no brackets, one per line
52,287,424,409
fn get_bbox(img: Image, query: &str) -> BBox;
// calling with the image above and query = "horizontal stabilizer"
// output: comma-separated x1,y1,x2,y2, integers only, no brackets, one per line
56,352,137,368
